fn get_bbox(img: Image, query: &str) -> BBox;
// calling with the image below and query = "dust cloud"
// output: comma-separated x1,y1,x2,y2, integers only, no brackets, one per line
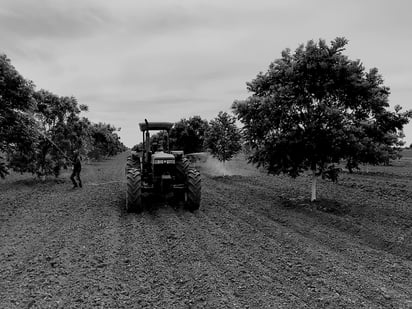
191,153,260,177
198,155,233,176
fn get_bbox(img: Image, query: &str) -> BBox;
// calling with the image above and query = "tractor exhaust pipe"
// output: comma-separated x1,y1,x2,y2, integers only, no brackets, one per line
145,119,150,153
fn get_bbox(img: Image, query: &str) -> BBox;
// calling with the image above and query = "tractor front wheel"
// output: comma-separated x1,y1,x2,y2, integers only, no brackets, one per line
176,157,191,182
185,169,201,211
126,168,142,212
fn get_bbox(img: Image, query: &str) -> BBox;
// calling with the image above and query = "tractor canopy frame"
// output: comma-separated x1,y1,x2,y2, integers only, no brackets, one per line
139,120,173,154
139,122,174,132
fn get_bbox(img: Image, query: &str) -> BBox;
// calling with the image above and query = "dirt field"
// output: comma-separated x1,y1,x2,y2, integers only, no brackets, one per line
1,151,411,308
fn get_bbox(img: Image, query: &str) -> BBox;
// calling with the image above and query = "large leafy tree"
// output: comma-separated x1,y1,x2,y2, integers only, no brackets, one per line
169,116,209,153
205,111,242,164
1,54,127,179
233,37,412,201
0,54,37,178
0,54,36,144
7,90,90,176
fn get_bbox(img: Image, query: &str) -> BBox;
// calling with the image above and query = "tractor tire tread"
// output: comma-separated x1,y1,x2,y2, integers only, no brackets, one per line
185,169,201,211
126,168,142,212
176,157,191,182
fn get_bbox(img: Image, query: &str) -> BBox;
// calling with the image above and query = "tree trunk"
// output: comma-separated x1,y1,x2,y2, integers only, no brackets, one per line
311,170,317,202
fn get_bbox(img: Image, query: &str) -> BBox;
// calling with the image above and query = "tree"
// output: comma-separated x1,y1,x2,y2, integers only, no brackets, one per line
205,111,242,169
87,123,126,160
149,131,169,151
1,54,127,178
233,37,412,201
0,54,36,135
0,54,38,153
1,54,39,177
169,116,209,153
7,90,91,177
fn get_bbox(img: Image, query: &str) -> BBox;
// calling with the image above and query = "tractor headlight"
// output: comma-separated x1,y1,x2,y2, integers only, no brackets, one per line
154,159,175,164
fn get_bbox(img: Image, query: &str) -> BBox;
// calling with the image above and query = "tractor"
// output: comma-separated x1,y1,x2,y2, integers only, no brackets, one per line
125,120,201,212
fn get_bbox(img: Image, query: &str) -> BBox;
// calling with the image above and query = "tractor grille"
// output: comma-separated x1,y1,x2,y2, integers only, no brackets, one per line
153,163,176,177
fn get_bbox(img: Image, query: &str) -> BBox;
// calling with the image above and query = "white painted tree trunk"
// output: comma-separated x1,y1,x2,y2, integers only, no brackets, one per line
311,170,317,202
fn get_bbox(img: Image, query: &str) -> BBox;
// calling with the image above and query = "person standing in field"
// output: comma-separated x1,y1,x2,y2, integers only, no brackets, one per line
70,151,82,189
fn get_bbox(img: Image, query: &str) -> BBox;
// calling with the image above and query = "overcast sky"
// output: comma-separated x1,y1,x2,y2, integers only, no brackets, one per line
1,0,412,147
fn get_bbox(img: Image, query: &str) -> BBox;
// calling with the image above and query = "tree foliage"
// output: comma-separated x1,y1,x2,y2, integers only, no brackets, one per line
87,123,126,160
233,38,412,200
148,131,169,152
0,54,39,177
0,54,38,153
0,53,126,178
169,116,209,153
205,111,242,163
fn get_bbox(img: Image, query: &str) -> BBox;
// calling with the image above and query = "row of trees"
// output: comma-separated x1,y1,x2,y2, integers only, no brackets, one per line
0,54,126,178
6,36,407,202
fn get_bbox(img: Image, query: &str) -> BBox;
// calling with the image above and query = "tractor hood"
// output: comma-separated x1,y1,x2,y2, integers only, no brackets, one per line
151,151,175,164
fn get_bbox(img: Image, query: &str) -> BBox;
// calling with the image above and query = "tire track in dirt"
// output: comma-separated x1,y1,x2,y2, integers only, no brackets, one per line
199,190,371,307
203,175,412,307
212,173,412,260
216,199,411,308
1,154,129,308
116,210,180,307
147,208,241,308
176,209,306,308
0,184,87,308
52,184,126,308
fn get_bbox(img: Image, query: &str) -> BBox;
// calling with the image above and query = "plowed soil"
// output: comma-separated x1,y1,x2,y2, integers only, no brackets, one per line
1,151,411,308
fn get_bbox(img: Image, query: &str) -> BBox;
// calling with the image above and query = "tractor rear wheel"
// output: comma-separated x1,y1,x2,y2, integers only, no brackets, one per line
125,153,140,173
125,159,132,174
126,168,142,212
185,169,201,211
